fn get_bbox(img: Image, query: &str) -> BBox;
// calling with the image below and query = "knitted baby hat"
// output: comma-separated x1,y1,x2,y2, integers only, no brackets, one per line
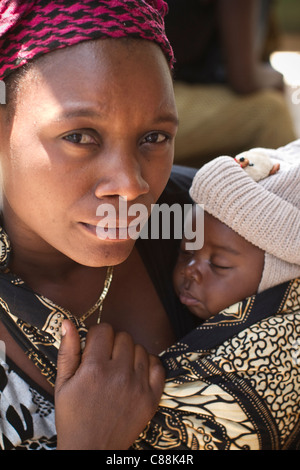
189,139,300,292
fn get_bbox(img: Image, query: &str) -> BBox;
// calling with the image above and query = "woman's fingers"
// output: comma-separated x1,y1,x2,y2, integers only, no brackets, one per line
55,322,165,449
112,330,135,365
81,323,115,363
148,353,165,398
55,319,81,394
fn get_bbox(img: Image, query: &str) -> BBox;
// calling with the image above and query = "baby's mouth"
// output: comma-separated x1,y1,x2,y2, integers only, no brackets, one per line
178,289,200,307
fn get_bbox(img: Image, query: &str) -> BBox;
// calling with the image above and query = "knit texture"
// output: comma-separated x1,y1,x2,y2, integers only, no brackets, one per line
0,0,174,80
190,139,300,292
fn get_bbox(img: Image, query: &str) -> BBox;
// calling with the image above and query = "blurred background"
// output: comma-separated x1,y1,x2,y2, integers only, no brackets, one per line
165,0,300,167
272,0,300,137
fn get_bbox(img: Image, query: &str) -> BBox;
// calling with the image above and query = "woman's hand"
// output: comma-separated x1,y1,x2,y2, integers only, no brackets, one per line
55,320,165,450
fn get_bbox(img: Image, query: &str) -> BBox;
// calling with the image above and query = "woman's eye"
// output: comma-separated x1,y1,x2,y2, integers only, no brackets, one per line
142,132,168,144
63,132,97,145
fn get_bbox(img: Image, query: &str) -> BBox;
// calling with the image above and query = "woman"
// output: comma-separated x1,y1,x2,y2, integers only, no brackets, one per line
2,1,297,452
0,0,196,449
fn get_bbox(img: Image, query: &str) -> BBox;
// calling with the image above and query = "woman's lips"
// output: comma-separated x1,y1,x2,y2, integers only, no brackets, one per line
79,222,141,241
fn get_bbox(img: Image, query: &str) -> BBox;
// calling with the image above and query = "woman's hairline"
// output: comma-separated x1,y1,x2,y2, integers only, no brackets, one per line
2,37,174,123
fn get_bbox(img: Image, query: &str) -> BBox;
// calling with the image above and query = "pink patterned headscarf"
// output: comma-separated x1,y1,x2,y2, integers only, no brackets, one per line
0,0,174,80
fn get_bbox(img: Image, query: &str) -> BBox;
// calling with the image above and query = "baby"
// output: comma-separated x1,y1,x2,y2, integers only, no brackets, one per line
173,142,300,321
135,141,300,451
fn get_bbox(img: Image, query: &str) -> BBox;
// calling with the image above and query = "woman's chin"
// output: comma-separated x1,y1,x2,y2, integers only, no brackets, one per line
70,238,136,268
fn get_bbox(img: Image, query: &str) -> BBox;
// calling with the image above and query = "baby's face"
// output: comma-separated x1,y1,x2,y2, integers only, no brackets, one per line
173,212,265,320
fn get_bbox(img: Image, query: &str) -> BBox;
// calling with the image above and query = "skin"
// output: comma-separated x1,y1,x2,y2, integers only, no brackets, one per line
0,38,179,449
173,211,265,320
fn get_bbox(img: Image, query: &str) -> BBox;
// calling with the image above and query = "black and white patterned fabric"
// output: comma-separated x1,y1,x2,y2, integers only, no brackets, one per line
0,358,56,450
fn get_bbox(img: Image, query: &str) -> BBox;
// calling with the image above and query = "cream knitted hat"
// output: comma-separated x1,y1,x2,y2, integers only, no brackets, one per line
189,139,300,292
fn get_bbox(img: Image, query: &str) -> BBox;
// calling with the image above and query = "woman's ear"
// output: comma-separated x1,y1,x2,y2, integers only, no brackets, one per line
0,104,6,150
0,83,6,206
0,86,9,165
0,81,5,105
0,80,7,130
0,104,5,149
0,80,10,147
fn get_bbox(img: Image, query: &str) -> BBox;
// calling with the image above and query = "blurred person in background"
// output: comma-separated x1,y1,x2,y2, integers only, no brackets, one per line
165,0,296,166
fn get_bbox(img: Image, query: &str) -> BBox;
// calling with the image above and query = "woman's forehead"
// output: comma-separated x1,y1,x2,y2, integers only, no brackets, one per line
19,39,172,93
12,39,177,126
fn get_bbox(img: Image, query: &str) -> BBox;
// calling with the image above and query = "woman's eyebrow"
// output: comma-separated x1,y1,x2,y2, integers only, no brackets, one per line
52,107,179,126
52,108,104,122
153,113,179,126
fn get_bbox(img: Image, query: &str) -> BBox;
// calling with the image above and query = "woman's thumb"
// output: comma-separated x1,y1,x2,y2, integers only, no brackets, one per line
55,319,81,394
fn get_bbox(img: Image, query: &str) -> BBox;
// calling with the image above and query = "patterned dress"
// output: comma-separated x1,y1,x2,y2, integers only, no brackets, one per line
134,279,300,450
1,277,299,449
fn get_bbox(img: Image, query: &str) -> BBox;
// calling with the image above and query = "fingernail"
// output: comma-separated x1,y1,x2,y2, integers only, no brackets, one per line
61,322,67,337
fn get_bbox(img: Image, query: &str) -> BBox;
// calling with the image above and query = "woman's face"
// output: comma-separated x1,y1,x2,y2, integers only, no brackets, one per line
0,39,178,267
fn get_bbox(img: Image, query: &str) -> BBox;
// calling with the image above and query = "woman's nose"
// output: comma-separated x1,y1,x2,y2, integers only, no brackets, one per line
94,151,150,202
